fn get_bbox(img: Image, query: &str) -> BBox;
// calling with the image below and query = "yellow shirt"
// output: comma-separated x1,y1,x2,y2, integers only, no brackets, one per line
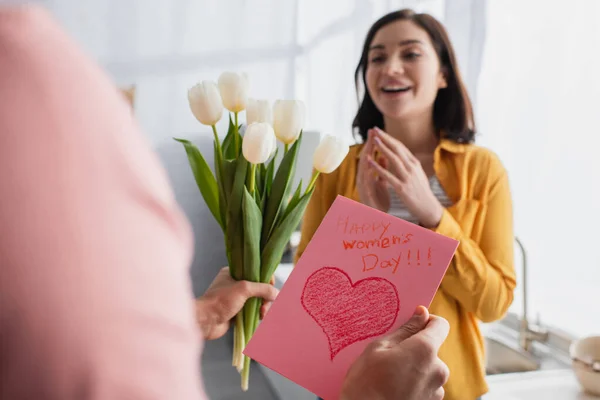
295,139,517,400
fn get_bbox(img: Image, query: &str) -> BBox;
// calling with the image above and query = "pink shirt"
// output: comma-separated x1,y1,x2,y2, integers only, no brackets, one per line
0,5,206,399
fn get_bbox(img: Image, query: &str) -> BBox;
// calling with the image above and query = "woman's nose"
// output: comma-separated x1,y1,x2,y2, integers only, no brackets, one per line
382,58,404,76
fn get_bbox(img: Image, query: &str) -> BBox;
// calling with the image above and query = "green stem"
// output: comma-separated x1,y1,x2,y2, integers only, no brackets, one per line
211,124,224,182
233,313,245,370
211,125,221,149
248,164,256,195
234,112,240,155
284,143,289,153
211,124,227,231
241,299,261,391
306,171,320,194
232,317,239,365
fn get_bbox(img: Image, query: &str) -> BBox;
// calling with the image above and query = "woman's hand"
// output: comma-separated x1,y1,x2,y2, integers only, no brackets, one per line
368,128,443,228
356,129,390,212
195,267,278,340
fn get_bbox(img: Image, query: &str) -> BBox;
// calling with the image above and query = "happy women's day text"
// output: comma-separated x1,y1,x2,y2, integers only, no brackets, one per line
337,215,432,274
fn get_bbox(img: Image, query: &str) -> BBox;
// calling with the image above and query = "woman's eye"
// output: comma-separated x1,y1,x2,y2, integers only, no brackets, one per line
403,52,421,60
370,56,385,64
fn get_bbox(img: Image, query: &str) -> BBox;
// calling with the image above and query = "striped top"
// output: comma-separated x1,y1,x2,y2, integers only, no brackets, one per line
388,175,453,224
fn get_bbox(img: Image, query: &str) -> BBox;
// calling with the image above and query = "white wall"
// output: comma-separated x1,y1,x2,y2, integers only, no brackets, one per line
43,0,451,147
477,0,600,337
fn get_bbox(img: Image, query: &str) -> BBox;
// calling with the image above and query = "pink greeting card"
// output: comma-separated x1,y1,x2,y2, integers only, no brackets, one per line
244,195,459,399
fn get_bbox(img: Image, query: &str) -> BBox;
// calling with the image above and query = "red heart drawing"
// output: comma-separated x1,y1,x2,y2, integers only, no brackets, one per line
301,267,400,360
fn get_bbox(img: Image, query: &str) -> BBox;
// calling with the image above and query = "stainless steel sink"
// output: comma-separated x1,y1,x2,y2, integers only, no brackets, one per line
485,337,541,375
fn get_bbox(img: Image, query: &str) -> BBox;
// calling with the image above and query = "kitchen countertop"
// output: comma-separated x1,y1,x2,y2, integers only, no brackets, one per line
484,369,597,399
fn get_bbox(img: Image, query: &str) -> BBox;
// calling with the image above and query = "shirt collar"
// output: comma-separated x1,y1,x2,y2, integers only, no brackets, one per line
438,138,467,153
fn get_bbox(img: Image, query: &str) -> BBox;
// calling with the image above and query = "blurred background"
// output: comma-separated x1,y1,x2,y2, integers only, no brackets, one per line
38,0,599,398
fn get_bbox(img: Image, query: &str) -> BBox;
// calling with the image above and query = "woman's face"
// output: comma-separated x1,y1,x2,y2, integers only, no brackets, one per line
365,20,447,122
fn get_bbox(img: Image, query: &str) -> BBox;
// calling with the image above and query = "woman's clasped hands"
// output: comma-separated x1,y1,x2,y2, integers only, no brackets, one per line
357,127,443,229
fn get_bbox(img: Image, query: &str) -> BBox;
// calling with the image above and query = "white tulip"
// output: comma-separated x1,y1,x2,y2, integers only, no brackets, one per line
246,98,272,125
187,81,223,126
218,72,250,113
313,135,350,174
268,129,277,155
273,100,305,145
242,122,277,164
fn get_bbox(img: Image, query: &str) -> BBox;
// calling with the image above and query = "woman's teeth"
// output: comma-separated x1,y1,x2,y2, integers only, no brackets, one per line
382,87,410,93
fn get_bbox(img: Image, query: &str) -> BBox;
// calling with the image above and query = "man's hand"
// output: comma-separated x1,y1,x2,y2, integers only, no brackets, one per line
195,267,278,340
341,306,450,400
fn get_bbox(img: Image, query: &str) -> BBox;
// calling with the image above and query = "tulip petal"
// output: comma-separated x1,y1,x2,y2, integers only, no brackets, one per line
188,81,223,126
273,100,305,145
247,98,272,125
313,135,350,173
218,71,250,113
242,122,276,165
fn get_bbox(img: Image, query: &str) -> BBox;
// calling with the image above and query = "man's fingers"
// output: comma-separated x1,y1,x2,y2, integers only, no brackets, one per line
433,386,445,400
386,306,429,343
237,280,279,302
411,315,450,353
260,301,272,319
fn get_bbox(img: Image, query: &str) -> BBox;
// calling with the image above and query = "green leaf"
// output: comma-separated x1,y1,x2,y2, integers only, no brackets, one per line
174,138,223,229
254,189,262,214
222,159,237,198
261,133,302,247
259,162,267,179
256,163,266,197
241,187,265,362
260,193,267,216
225,216,243,280
242,297,261,373
214,141,227,231
225,155,248,281
260,188,314,283
264,150,277,197
222,114,241,159
282,179,303,221
242,188,262,283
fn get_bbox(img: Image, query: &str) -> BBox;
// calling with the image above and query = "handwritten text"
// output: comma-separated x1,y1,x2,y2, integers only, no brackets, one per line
337,215,390,239
342,234,413,250
361,248,433,274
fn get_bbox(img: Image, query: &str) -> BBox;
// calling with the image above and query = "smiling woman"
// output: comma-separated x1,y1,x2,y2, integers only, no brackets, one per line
297,9,516,400
353,9,474,146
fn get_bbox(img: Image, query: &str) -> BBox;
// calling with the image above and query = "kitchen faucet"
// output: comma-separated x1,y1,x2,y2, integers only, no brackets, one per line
515,236,549,352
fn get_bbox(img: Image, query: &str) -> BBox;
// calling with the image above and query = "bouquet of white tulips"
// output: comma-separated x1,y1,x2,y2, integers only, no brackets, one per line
175,71,349,391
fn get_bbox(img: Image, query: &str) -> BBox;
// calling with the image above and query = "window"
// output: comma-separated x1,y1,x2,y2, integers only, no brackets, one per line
477,0,600,337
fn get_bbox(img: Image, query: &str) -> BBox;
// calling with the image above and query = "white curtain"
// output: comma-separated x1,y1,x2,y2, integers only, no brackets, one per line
477,0,600,337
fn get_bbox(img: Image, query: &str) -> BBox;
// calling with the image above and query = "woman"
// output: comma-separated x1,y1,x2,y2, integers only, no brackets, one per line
296,9,516,400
